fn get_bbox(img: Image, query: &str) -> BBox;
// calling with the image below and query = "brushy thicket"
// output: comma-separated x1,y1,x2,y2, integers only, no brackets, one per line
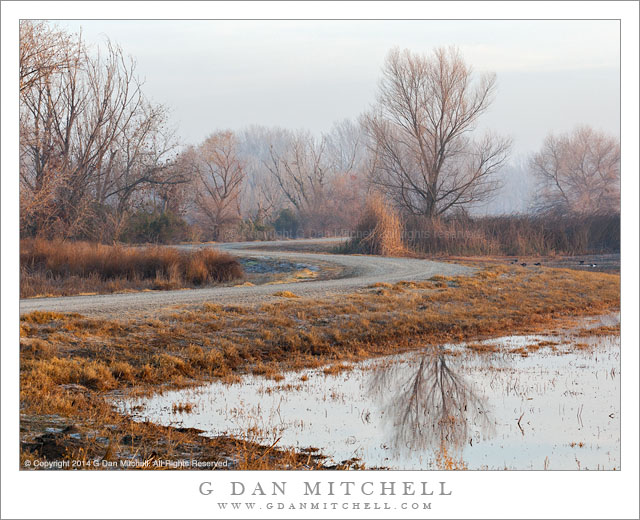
404,214,620,256
20,239,244,296
341,195,406,256
343,201,619,257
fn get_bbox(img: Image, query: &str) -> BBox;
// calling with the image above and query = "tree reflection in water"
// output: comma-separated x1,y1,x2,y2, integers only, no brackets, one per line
370,348,494,467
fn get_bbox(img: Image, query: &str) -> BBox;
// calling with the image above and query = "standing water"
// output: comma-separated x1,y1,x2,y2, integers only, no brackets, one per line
115,314,620,470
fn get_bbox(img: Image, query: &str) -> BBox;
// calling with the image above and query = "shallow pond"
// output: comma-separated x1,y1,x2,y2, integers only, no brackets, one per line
115,314,620,470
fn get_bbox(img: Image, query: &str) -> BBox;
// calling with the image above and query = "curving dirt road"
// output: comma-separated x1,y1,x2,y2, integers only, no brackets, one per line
19,238,475,317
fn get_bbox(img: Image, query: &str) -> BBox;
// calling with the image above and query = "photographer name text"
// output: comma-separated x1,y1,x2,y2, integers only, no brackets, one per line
200,480,452,497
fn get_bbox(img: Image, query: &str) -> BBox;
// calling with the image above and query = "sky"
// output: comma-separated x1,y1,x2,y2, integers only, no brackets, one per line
55,19,620,157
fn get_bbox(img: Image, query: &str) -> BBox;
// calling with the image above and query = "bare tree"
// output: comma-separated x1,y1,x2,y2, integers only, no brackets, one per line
324,119,371,230
530,126,620,216
19,22,184,240
363,47,511,218
237,126,290,227
187,131,245,240
19,22,84,236
265,130,330,217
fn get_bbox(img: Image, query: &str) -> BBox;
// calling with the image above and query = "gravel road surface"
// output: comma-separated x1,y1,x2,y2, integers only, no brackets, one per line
19,238,475,317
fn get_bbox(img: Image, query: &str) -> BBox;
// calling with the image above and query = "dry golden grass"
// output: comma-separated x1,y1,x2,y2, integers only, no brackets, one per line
273,290,299,298
466,343,499,354
323,363,354,375
574,324,620,337
20,238,244,298
20,264,619,469
434,441,468,470
536,340,560,347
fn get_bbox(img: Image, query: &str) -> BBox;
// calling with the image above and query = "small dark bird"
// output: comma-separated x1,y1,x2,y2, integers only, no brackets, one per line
520,263,527,267
534,262,541,266
579,260,585,265
590,263,597,268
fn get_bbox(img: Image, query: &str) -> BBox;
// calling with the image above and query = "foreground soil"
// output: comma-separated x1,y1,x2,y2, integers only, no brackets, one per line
19,263,620,469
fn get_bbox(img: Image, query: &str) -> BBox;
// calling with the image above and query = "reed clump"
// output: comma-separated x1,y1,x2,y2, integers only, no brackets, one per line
342,195,406,256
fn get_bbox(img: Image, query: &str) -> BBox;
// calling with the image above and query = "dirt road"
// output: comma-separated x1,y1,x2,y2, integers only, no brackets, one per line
19,238,475,317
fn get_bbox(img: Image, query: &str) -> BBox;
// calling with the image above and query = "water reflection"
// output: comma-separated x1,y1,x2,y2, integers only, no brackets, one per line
116,318,620,470
370,348,494,462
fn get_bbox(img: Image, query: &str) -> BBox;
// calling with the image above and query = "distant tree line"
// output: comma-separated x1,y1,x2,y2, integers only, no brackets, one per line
19,21,620,244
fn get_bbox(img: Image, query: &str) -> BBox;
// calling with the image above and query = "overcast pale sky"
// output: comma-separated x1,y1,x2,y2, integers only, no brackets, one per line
55,19,620,156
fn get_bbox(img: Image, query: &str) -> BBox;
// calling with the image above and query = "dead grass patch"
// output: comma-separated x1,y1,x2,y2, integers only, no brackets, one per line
20,238,244,298
574,324,620,337
536,340,559,348
466,343,499,354
273,290,299,298
322,363,354,376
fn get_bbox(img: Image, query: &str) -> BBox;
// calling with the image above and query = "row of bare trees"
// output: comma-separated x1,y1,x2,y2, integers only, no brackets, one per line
179,122,368,241
19,22,620,243
176,46,620,241
19,21,185,240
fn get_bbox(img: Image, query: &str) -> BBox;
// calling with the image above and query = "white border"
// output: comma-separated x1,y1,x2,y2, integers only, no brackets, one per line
2,2,638,519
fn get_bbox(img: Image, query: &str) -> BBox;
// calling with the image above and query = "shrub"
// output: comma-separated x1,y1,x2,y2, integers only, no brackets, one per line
272,209,301,238
120,210,189,244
